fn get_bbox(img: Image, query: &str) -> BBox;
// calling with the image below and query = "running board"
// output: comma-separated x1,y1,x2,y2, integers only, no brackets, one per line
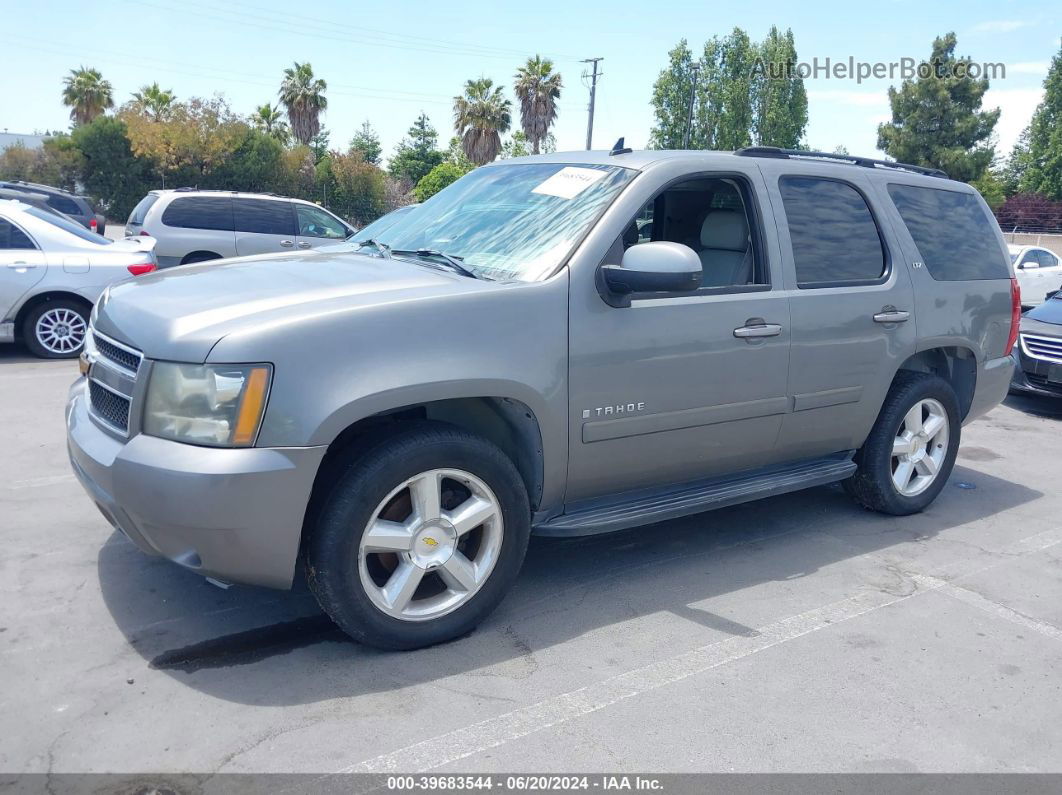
534,456,857,537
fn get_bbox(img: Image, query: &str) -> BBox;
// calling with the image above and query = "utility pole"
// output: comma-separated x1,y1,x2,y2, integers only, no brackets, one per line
684,64,700,149
581,57,603,150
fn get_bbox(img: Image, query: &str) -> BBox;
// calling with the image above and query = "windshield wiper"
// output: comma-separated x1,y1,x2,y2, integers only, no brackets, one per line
392,248,481,279
354,238,392,258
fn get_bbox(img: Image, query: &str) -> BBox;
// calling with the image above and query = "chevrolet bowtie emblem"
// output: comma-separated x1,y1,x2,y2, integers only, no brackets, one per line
422,537,439,547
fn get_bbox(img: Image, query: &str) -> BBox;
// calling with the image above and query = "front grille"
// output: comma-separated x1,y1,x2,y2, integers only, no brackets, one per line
93,332,141,373
89,380,131,432
1025,373,1062,395
1021,333,1062,364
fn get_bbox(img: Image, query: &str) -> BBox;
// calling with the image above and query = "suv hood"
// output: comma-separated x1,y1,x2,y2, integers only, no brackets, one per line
94,248,492,362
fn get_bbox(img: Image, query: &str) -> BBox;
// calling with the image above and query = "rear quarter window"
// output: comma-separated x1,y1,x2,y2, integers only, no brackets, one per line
128,194,159,225
46,195,81,215
886,184,1010,280
161,197,235,231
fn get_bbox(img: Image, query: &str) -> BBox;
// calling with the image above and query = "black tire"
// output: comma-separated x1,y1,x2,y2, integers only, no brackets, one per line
306,421,531,650
180,251,221,265
844,372,961,515
22,299,90,359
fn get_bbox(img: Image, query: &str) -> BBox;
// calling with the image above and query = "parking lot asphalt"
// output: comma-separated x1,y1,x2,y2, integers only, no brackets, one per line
2,343,1061,775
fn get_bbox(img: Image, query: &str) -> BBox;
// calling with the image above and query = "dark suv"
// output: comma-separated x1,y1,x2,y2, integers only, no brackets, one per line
0,181,105,234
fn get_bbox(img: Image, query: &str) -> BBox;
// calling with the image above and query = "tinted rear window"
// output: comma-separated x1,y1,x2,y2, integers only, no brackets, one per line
887,184,1009,280
0,218,36,249
161,196,234,231
779,176,886,285
234,198,295,236
47,195,81,215
128,194,159,225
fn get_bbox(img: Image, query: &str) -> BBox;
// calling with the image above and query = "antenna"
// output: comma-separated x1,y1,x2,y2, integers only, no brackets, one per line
610,137,632,156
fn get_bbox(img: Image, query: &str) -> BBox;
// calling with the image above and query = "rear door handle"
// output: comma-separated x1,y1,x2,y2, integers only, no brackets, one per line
279,239,294,247
734,322,782,338
873,310,910,323
297,241,312,249
7,261,36,270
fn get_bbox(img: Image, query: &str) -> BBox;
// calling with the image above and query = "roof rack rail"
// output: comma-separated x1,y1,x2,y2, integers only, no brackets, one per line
734,146,949,179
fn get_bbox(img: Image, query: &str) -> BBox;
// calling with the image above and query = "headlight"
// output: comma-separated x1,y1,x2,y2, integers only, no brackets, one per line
144,362,272,447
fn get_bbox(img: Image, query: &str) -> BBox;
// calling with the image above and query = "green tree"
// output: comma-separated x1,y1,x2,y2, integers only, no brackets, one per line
309,127,330,163
709,29,756,150
212,129,286,193
414,161,472,202
389,113,445,184
1001,129,1031,196
971,168,1006,210
131,82,175,121
513,55,562,154
453,78,511,165
70,116,154,219
350,120,382,166
252,103,290,144
877,33,999,181
0,143,39,181
752,27,807,148
278,62,328,145
648,39,698,149
329,150,386,225
1020,44,1062,199
61,66,114,126
499,130,556,158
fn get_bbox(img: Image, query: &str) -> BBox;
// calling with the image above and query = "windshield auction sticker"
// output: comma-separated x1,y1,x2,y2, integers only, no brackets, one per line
532,167,610,199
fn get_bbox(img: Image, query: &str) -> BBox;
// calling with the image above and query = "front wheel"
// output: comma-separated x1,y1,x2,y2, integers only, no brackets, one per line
306,422,530,650
844,372,961,515
23,300,90,358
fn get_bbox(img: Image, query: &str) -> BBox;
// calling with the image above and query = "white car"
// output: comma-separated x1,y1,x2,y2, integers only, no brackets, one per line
0,200,158,358
125,190,356,267
1009,244,1062,307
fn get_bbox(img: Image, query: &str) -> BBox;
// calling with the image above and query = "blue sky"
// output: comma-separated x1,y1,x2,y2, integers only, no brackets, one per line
1,0,1057,165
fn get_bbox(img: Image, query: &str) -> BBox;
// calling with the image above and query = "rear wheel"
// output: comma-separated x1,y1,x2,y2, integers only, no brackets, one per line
23,300,90,359
306,422,530,650
844,372,960,515
179,251,221,265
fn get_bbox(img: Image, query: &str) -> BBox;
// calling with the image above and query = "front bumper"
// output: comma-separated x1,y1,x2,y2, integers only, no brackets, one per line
66,378,327,589
1009,347,1062,399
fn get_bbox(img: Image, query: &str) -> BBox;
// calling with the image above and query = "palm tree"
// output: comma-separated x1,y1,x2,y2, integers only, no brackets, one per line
252,103,290,144
513,56,562,155
453,78,512,165
131,82,175,121
278,62,327,145
61,67,114,126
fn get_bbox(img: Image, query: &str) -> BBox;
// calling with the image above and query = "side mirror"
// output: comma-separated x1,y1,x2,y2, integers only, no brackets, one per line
1020,259,1039,269
598,241,702,307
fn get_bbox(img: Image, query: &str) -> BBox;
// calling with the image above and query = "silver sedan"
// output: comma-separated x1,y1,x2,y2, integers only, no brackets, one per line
0,200,158,358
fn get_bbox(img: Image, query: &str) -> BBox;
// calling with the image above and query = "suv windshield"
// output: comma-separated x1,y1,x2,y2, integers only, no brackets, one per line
367,163,635,282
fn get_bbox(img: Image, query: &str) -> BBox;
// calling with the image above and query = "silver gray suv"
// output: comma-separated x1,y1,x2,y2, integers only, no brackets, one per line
126,189,355,267
68,147,1018,650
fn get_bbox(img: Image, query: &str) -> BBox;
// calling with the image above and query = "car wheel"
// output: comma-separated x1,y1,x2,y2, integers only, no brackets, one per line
844,372,961,516
23,300,90,359
180,251,221,265
306,422,531,650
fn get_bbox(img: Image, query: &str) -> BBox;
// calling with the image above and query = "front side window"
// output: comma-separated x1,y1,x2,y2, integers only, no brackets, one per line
780,176,886,286
1020,251,1040,268
365,163,635,282
234,198,296,236
620,176,765,289
161,197,234,231
887,184,1010,281
296,204,349,239
24,207,108,245
0,218,36,249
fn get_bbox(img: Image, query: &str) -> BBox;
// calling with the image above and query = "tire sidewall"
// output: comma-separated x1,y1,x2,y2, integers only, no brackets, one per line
308,425,530,650
23,300,89,359
870,375,962,513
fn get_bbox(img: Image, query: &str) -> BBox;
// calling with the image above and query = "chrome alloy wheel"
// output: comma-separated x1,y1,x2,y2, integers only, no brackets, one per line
891,398,949,497
358,468,504,622
35,307,87,355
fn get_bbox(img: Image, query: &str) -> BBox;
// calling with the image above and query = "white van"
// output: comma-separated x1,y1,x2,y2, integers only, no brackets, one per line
126,190,355,267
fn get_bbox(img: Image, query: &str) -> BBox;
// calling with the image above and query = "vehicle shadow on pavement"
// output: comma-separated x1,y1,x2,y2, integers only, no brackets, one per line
95,462,1042,706
1003,392,1062,420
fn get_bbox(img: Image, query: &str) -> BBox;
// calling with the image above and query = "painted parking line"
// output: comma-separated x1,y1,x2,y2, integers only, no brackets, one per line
338,526,1062,775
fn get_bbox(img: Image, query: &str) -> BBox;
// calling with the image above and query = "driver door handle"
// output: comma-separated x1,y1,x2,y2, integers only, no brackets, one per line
7,261,36,270
734,321,782,338
873,310,910,323
297,241,312,249
279,239,294,247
